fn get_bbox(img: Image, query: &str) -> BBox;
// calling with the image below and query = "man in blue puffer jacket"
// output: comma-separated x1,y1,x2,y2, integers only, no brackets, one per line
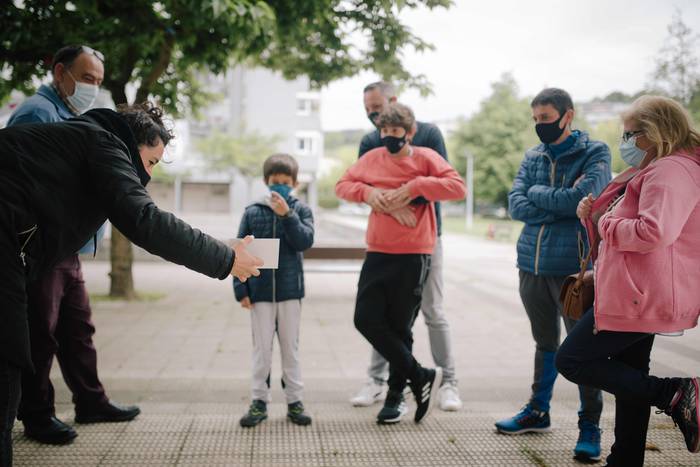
496,88,611,463
233,154,315,429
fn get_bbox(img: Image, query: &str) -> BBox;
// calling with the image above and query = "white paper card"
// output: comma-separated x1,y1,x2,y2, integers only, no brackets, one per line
235,238,279,269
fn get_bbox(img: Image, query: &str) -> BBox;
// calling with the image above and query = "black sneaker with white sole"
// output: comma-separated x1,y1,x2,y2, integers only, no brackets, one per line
377,390,408,425
665,377,700,453
410,367,443,423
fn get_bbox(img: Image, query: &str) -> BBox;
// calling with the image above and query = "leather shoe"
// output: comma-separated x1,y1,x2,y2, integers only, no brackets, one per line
23,416,78,445
75,401,141,424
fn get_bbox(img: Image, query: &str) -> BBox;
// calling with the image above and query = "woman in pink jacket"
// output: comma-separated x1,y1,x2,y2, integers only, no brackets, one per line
556,95,700,466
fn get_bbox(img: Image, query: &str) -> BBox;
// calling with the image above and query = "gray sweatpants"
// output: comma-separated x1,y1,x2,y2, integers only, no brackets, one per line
367,237,457,384
519,270,603,424
250,300,303,404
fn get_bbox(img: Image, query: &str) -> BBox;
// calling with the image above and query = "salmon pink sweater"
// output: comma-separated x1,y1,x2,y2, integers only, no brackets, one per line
335,146,466,254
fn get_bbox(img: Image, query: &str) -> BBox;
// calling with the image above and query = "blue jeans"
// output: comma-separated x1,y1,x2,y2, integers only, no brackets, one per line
556,309,679,466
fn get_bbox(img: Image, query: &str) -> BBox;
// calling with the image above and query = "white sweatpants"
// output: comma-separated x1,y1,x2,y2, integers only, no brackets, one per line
250,300,303,404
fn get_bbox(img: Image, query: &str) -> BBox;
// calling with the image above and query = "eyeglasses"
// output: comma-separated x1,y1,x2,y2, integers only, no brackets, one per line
80,45,105,63
622,130,643,142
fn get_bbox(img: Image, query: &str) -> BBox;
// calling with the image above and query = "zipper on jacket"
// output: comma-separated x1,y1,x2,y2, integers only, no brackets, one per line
18,225,38,267
272,212,277,305
534,155,556,275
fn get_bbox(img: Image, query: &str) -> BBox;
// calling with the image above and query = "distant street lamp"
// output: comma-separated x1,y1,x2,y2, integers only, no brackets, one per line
464,150,474,230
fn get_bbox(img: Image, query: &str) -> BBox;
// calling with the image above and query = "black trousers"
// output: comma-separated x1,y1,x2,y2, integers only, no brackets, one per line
354,252,431,393
556,310,678,466
0,360,20,467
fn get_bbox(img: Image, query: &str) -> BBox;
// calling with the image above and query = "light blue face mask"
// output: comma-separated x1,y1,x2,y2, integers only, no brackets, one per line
619,136,646,168
269,183,292,200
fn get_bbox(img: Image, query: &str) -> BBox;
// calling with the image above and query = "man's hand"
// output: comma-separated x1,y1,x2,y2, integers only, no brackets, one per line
383,184,413,210
231,235,263,282
577,193,595,220
365,188,390,213
269,191,290,216
240,297,253,310
388,206,417,228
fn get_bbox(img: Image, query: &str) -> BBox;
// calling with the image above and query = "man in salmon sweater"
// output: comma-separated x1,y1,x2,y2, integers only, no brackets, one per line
336,103,466,425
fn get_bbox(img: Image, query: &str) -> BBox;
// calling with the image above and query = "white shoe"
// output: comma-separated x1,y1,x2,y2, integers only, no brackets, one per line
349,380,385,407
438,382,463,411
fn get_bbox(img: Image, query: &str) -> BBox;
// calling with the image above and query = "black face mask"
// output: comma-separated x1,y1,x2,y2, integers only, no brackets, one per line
535,114,565,144
381,134,407,154
368,111,380,128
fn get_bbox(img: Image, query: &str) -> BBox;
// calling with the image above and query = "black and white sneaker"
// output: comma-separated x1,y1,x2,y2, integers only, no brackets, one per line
410,367,443,423
377,390,408,425
665,377,700,453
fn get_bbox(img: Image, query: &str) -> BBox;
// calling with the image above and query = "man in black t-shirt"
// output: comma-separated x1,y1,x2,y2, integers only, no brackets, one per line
349,81,462,413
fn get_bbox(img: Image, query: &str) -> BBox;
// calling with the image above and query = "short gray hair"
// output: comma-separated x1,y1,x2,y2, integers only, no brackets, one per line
363,81,396,99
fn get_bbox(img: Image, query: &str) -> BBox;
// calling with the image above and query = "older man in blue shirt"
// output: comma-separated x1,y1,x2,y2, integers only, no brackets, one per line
7,45,139,446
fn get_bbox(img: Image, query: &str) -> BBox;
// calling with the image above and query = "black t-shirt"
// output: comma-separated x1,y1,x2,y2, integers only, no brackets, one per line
358,121,449,236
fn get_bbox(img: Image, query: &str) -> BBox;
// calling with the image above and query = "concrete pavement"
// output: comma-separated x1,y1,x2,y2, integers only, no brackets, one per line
11,214,700,466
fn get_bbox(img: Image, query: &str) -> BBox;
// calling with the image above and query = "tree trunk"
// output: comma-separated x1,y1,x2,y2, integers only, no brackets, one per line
104,82,136,299
104,34,172,299
109,227,136,299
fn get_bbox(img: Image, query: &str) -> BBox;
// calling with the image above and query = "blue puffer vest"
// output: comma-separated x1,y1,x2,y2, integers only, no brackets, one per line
508,131,611,276
233,197,314,303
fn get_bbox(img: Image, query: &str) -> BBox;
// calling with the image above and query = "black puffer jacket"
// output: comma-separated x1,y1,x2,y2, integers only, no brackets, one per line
233,197,314,304
0,109,234,369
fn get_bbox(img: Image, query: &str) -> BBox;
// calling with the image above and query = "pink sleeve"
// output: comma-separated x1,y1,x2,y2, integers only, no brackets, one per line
407,152,466,201
599,160,699,253
335,157,373,203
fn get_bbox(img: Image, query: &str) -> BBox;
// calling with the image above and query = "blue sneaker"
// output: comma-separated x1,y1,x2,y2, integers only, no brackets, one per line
495,405,551,434
574,421,601,462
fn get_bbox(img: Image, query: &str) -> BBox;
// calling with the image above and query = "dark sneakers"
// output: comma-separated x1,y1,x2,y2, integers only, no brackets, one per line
23,416,78,445
74,401,140,424
287,401,312,426
495,405,551,435
666,377,700,453
410,367,443,423
240,400,268,428
377,390,408,425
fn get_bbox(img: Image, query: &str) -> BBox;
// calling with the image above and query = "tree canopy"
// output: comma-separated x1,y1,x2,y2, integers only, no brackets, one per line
1,0,451,112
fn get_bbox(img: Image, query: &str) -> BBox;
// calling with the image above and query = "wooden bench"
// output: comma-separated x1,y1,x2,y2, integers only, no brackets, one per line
303,245,365,273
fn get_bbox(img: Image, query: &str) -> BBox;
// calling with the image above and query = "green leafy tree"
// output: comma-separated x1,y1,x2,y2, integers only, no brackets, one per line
589,119,626,174
650,8,699,106
450,73,537,208
1,0,450,297
196,127,280,195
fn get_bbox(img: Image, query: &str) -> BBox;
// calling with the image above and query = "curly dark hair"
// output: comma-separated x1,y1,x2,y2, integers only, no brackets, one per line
117,101,174,147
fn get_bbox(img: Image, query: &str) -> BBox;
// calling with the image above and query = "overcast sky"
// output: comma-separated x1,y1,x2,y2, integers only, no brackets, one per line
320,0,700,131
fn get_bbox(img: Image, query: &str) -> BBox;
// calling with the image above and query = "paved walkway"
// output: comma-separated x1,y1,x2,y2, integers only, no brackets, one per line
12,216,700,466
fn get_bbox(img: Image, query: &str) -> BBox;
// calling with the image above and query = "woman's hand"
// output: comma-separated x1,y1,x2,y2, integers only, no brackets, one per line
240,297,253,310
577,193,595,220
231,236,263,282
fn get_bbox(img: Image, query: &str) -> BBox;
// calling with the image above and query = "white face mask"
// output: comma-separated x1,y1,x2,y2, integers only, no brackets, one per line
64,70,99,114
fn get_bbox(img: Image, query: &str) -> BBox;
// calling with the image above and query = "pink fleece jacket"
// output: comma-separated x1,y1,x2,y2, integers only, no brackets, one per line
335,146,466,254
594,151,700,333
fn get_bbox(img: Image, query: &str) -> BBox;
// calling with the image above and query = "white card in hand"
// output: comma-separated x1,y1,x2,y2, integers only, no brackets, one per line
236,238,279,269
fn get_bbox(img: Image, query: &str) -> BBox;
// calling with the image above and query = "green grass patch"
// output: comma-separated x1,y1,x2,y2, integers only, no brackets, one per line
442,215,521,243
89,291,166,302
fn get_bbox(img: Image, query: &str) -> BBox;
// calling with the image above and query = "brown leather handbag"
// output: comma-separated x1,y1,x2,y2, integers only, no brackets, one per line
559,244,594,320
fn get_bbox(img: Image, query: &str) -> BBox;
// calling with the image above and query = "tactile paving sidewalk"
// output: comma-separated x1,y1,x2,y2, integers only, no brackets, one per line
12,394,699,466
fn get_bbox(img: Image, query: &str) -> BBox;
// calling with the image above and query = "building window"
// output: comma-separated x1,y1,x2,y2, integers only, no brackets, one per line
296,92,320,116
297,136,313,155
297,98,312,116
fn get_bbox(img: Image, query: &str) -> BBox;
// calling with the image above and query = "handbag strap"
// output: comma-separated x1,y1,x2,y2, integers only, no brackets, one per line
576,231,593,282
